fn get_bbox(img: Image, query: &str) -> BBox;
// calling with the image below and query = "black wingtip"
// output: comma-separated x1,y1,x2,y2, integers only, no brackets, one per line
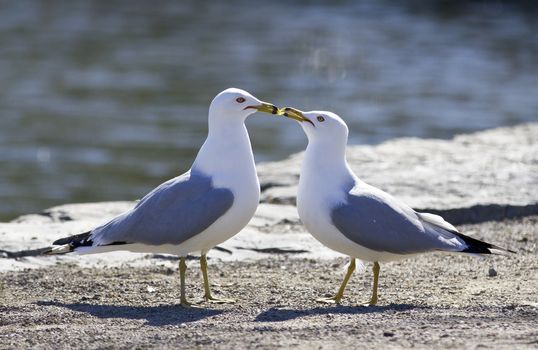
52,231,93,247
453,231,513,255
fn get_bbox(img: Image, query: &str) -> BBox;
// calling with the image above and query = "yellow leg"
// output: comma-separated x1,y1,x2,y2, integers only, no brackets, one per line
200,253,235,304
362,261,380,306
317,257,356,304
179,257,192,307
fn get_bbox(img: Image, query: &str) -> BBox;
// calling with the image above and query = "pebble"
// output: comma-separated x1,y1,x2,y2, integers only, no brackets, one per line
488,267,498,277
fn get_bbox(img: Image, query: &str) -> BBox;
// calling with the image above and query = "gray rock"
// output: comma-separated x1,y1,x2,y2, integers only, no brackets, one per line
13,202,134,224
248,204,300,228
258,123,538,224
488,267,498,277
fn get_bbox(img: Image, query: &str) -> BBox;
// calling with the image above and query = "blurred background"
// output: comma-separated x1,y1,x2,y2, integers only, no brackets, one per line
0,0,537,221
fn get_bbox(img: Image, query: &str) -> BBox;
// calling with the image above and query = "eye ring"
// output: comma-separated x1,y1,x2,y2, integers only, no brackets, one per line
317,116,325,122
236,97,246,103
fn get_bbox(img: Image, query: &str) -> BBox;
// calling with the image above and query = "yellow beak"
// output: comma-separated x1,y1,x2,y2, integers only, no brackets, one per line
281,107,314,126
245,103,314,127
244,102,281,115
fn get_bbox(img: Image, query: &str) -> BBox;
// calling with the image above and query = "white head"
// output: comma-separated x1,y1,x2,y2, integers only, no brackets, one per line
193,88,282,177
283,108,349,150
208,88,279,125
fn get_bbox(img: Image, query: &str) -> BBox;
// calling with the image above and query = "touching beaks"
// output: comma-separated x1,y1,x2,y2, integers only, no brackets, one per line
281,107,315,126
244,102,281,115
244,102,315,127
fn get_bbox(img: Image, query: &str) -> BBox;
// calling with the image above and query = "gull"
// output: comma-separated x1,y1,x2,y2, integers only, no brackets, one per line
44,88,282,307
282,107,513,306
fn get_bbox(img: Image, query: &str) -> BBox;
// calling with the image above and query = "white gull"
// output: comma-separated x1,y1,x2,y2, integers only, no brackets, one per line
282,107,513,306
45,88,282,307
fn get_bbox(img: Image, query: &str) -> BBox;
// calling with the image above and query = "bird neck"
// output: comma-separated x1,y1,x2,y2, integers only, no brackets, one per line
300,140,356,198
304,138,349,171
192,120,257,188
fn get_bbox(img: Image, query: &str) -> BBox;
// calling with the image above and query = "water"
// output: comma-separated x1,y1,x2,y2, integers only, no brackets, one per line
1,1,537,221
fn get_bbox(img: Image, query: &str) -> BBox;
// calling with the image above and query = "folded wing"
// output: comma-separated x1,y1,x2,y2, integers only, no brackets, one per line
89,169,234,247
331,183,467,255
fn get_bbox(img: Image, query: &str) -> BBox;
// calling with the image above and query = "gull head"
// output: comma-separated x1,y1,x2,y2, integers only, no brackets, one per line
282,107,349,144
209,88,281,122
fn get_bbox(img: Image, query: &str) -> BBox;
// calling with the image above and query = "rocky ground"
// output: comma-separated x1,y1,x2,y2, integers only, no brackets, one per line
1,216,537,349
1,124,537,349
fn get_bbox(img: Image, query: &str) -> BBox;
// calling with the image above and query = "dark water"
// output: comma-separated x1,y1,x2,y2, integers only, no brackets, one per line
1,1,537,221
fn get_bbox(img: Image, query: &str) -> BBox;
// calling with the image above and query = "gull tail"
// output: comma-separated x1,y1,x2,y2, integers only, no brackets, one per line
42,231,93,255
417,212,515,255
451,231,515,255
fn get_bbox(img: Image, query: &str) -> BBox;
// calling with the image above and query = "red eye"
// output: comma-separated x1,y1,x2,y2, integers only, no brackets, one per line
236,97,246,103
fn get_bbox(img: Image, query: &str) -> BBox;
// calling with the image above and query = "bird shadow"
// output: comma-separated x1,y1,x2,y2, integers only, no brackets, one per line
37,300,224,326
254,303,423,322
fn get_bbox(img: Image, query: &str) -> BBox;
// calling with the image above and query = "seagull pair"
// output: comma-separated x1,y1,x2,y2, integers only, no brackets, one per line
46,88,511,307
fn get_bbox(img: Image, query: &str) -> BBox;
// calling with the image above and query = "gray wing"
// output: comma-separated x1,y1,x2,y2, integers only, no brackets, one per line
331,183,464,254
90,169,234,246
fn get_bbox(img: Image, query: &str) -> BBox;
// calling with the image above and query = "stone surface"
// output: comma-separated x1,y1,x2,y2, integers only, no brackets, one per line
258,123,538,224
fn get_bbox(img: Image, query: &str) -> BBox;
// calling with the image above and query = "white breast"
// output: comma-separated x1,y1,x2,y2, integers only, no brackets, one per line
297,151,406,262
176,122,260,255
